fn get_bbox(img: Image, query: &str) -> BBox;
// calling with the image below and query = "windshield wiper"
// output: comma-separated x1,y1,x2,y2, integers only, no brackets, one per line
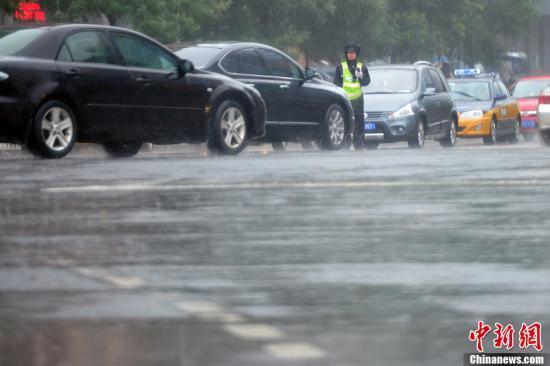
453,91,482,101
363,90,398,94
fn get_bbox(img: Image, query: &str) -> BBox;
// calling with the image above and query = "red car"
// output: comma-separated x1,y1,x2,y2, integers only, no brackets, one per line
511,75,550,140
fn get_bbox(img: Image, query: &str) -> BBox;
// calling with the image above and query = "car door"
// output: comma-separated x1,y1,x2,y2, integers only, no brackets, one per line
219,47,285,124
420,70,440,135
110,31,209,137
257,48,322,125
55,30,136,137
493,80,515,134
429,69,452,133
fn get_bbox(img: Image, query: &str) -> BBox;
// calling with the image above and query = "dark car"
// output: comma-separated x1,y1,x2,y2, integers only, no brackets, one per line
362,62,458,149
176,43,354,151
0,25,266,158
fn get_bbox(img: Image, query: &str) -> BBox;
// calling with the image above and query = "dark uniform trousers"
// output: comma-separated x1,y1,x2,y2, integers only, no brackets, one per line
351,97,365,143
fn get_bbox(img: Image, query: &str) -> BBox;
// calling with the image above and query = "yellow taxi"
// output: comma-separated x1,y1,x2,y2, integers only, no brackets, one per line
448,70,521,145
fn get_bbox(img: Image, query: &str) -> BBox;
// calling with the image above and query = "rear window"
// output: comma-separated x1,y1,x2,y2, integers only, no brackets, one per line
176,47,222,68
363,69,418,94
512,79,550,99
0,28,47,56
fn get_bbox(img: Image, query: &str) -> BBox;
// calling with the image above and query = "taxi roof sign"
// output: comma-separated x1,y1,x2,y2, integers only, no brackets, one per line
454,69,481,78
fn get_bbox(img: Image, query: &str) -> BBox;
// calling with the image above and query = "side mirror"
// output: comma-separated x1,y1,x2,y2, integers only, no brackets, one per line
178,59,194,76
304,67,318,81
422,87,437,96
495,92,508,101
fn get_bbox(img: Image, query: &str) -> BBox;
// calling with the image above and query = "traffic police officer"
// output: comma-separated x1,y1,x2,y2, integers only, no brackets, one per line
334,43,371,149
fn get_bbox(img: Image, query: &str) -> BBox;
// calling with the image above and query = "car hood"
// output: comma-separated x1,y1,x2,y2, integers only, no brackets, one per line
518,97,538,112
363,93,416,112
454,100,493,113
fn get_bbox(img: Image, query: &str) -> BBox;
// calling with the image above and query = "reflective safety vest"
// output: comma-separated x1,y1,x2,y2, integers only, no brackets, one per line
341,61,363,101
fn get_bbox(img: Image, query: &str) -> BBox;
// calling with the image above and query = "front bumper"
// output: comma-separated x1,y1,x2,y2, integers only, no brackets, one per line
362,114,417,142
457,115,491,138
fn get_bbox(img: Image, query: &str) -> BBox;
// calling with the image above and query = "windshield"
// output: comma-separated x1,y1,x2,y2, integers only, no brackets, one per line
363,69,417,94
175,46,222,68
0,28,47,56
448,81,491,101
511,79,550,99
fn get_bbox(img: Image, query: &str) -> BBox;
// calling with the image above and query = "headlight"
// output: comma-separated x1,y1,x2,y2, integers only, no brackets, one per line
0,71,8,81
461,110,484,119
389,103,414,119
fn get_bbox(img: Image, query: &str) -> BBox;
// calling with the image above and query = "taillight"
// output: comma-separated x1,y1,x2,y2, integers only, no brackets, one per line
539,89,550,105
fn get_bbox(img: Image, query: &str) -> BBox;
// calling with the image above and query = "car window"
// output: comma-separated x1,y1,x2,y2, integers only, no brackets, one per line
421,70,434,92
112,32,177,71
493,81,508,97
176,46,222,68
0,28,47,56
60,31,116,64
429,69,444,93
221,48,268,76
498,81,510,97
257,48,302,79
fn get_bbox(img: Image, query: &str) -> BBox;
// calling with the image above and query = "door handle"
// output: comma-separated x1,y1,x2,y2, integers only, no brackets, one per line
280,84,290,89
246,83,255,88
136,76,151,85
65,69,80,78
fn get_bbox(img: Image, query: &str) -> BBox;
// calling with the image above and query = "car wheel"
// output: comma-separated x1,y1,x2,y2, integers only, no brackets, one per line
508,118,521,144
27,101,77,159
408,119,425,149
321,104,346,150
440,118,457,148
272,142,288,151
208,101,248,155
103,142,142,158
365,141,379,150
483,118,497,145
541,130,550,146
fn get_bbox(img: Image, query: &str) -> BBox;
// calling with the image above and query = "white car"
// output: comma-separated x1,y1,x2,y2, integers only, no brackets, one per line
538,88,550,146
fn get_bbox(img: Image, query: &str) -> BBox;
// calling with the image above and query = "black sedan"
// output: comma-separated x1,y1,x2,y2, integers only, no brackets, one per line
0,25,266,158
176,43,354,151
362,63,458,149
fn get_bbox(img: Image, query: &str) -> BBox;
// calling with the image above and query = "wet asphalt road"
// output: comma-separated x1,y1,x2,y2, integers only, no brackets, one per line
1,140,549,366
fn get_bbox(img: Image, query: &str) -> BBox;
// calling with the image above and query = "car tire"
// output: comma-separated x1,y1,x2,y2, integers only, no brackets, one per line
27,101,77,159
440,118,457,148
103,142,142,158
541,130,550,146
483,118,497,145
365,141,379,150
321,104,346,150
408,119,425,149
207,100,248,155
508,118,521,144
272,142,288,151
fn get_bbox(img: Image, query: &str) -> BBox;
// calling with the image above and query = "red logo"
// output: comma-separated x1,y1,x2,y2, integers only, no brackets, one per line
469,322,543,353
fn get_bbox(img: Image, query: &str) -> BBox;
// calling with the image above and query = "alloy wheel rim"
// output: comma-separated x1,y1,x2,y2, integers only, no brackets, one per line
418,122,425,146
451,122,456,145
221,107,246,149
41,107,74,151
491,120,497,142
515,120,521,140
328,109,345,145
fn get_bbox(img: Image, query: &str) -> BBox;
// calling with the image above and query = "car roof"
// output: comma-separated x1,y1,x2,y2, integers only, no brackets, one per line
185,42,277,50
517,75,550,81
369,64,432,71
450,78,493,82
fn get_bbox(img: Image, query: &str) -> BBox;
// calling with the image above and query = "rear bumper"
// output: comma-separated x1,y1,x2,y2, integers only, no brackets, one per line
457,116,491,138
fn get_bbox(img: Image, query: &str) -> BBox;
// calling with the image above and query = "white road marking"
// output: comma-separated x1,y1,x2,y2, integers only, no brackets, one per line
74,267,146,289
42,179,550,194
176,301,225,314
263,342,327,360
223,324,284,340
195,311,246,323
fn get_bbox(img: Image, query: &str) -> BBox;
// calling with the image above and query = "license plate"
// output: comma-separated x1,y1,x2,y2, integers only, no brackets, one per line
364,122,377,131
522,120,536,129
